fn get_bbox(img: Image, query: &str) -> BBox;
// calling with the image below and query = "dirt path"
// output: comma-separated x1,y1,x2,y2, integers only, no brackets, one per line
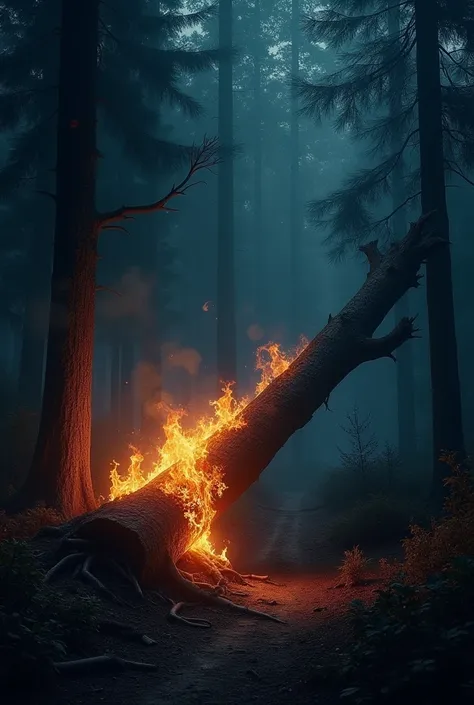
137,493,358,705
30,493,377,705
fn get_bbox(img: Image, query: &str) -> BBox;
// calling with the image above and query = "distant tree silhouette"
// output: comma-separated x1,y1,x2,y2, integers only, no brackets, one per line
296,0,474,505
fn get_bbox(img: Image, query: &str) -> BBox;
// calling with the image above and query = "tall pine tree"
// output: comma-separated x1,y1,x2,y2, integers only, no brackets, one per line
296,0,474,502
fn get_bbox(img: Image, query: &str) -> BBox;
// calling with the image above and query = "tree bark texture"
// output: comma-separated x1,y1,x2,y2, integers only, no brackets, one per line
19,0,100,517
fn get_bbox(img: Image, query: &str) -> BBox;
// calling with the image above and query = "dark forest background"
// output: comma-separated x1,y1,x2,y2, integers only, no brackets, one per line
0,0,473,501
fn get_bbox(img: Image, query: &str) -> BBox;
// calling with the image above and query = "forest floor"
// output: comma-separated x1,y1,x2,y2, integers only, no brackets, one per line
8,491,399,705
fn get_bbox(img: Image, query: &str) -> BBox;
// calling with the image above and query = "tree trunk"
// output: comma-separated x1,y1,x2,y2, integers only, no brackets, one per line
217,0,237,390
414,0,465,504
290,0,304,469
253,0,264,322
16,0,99,517
394,294,417,461
71,217,442,584
388,1,417,466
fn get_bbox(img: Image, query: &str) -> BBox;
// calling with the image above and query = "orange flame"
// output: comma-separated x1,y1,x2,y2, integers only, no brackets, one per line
109,336,309,560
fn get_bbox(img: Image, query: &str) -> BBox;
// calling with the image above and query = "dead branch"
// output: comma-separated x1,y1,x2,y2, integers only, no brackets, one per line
98,619,157,645
54,655,157,676
168,601,212,628
98,136,221,226
362,316,419,362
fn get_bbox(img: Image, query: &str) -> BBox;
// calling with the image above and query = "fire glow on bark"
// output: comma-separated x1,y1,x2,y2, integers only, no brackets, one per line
109,337,308,561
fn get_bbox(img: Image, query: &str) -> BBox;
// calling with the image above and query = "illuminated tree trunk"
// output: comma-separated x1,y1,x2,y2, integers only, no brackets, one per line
70,217,442,584
13,0,99,517
290,0,304,470
252,0,264,321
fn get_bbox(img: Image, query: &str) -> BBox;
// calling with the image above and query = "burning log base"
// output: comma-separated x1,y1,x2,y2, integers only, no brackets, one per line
39,214,443,658
44,534,285,628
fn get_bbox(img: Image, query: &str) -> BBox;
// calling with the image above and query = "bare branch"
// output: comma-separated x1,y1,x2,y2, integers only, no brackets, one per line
370,191,422,231
98,137,221,226
445,159,474,188
440,46,474,81
362,316,419,361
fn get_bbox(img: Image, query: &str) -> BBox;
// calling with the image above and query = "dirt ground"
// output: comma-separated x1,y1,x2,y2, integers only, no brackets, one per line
8,491,387,705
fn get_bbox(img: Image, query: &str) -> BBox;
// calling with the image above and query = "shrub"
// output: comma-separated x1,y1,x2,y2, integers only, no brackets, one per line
0,540,98,689
330,494,416,550
338,546,369,586
0,407,40,498
0,506,64,542
319,407,430,512
402,455,474,584
337,556,474,704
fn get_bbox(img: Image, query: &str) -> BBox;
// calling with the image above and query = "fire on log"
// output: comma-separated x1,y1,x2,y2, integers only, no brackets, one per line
48,213,442,618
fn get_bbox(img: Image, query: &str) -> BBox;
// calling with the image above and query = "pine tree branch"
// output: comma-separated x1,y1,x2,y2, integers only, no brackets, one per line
440,45,474,80
98,137,221,226
370,192,422,231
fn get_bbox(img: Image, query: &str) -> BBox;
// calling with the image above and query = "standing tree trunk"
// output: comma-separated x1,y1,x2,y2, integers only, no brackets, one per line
15,0,100,517
388,2,417,466
217,0,237,390
290,0,304,469
253,0,264,324
414,0,465,504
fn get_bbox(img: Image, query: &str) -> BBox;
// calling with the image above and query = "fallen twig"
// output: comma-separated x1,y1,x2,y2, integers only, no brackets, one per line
54,655,157,676
98,619,157,645
168,601,212,629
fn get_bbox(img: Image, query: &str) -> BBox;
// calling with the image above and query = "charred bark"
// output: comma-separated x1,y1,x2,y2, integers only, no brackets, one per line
68,216,444,585
14,0,100,517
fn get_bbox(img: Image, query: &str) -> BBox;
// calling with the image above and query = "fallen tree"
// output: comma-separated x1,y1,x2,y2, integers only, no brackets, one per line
45,214,442,618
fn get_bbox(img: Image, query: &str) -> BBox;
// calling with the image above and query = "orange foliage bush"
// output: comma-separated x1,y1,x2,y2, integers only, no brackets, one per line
0,507,64,542
402,454,474,583
339,545,369,586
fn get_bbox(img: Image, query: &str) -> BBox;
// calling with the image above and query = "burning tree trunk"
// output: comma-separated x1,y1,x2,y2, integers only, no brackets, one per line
64,215,443,592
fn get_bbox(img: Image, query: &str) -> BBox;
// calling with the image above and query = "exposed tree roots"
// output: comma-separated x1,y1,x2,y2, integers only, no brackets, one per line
43,529,285,651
